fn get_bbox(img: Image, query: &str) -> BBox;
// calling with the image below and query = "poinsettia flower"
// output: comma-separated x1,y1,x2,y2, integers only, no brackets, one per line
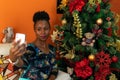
95,66,111,80
69,0,85,13
74,58,92,79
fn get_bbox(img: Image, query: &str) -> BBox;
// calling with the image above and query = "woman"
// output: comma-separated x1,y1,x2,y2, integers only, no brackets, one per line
9,11,58,80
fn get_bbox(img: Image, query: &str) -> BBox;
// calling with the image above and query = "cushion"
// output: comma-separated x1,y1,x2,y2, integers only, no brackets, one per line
0,43,21,80
0,43,12,56
55,70,72,80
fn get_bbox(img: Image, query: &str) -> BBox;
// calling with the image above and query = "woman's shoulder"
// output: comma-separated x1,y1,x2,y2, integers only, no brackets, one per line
49,44,55,50
27,43,36,50
48,44,56,54
25,43,39,54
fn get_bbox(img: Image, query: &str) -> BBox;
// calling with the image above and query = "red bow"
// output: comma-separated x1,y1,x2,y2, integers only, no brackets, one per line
69,0,85,13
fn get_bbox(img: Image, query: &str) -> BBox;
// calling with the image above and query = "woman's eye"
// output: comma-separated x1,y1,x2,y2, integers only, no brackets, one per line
37,28,41,31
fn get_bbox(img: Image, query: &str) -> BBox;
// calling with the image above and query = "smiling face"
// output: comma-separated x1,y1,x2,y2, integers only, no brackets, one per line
34,20,50,42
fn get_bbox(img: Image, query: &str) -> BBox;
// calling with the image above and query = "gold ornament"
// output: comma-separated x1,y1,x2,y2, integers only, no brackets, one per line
88,54,95,61
58,0,68,9
106,42,114,47
114,30,118,36
108,21,112,26
109,73,118,80
96,18,103,25
88,0,96,5
62,19,67,25
115,39,120,52
88,0,102,5
114,13,120,25
73,12,82,38
64,49,75,59
97,0,102,3
107,39,120,52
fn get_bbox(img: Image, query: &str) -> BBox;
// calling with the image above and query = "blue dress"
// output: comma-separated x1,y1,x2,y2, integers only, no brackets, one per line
20,43,58,80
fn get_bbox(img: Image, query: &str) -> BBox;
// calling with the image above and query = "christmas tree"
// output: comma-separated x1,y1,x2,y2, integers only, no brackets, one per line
51,0,120,79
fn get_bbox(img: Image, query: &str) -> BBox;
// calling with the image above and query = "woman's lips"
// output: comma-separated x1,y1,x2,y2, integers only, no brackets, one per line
40,36,47,39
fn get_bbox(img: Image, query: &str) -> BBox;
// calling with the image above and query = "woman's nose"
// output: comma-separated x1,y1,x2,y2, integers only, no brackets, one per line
41,29,45,34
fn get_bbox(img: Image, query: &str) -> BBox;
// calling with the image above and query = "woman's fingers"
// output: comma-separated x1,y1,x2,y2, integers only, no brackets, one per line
15,44,26,56
10,41,26,61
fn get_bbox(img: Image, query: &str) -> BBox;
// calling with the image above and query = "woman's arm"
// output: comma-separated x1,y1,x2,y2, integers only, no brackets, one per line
9,40,26,67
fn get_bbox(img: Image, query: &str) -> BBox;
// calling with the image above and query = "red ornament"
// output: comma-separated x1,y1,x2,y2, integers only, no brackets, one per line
107,27,112,36
95,51,111,66
112,56,118,62
96,3,100,12
106,17,111,21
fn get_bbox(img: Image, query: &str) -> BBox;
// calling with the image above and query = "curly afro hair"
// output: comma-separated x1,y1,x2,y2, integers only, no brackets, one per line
33,11,50,25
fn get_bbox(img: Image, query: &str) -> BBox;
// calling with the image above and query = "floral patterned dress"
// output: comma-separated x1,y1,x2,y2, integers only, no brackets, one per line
20,43,58,80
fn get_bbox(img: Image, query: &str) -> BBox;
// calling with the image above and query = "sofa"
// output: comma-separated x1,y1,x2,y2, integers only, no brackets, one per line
0,43,71,80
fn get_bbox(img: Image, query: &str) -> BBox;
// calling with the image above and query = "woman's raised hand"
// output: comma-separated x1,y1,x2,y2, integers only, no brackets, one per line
9,40,26,62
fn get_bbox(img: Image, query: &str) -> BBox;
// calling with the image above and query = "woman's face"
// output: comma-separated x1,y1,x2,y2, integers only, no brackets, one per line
34,20,50,41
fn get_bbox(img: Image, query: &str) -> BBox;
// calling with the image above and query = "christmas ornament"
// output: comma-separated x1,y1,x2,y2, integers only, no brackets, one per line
81,32,95,47
58,0,68,9
106,17,111,21
73,11,82,38
97,0,102,3
107,21,112,26
92,24,103,39
88,0,96,5
74,58,92,79
96,2,100,12
88,54,95,61
112,56,118,63
107,27,112,36
114,30,118,36
106,42,114,47
114,13,120,25
62,18,67,25
115,39,120,52
96,18,103,25
95,66,111,80
51,30,58,42
64,49,75,59
109,73,118,80
69,0,85,13
95,51,111,66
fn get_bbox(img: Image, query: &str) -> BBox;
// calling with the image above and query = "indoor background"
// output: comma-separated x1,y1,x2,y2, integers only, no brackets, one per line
0,0,119,44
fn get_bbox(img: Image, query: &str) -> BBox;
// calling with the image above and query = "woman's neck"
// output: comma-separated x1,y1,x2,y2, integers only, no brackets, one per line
33,39,50,54
33,39,48,48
